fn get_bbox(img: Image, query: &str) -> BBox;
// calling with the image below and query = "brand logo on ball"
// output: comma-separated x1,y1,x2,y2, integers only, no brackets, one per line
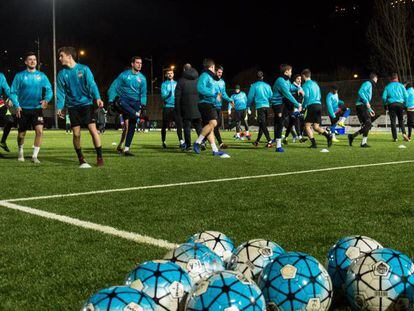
345,246,361,260
187,259,203,274
373,261,390,277
246,260,255,271
281,264,297,279
169,281,185,299
123,302,143,311
194,280,209,296
224,306,240,311
306,298,321,311
235,272,252,285
258,247,273,257
375,290,389,297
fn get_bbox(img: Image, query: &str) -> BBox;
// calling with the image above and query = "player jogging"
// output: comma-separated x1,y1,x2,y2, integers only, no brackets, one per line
56,46,104,167
348,73,378,147
301,69,332,149
326,85,350,142
10,52,53,163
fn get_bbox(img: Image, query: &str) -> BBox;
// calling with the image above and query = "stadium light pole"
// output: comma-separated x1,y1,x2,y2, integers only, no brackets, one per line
52,0,58,129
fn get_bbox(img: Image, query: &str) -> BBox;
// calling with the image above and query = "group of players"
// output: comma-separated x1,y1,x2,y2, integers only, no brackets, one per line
0,47,413,166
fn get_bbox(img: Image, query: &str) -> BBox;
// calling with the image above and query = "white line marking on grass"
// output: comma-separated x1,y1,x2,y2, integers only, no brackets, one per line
0,200,178,250
5,160,414,203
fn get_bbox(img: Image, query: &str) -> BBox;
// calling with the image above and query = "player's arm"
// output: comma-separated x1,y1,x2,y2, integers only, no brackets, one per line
42,74,53,109
326,94,335,118
10,74,22,117
140,76,147,107
85,66,103,107
0,74,11,99
108,74,121,103
56,72,66,117
197,74,216,98
161,81,172,100
381,87,388,108
358,83,371,106
279,80,300,108
247,85,255,109
221,82,233,103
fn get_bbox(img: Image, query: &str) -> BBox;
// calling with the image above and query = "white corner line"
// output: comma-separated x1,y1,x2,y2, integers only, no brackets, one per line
0,200,178,250
4,160,414,203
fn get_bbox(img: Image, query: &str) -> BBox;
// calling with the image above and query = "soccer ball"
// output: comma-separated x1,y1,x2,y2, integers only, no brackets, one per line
345,248,414,310
125,260,192,310
228,239,285,281
164,243,225,283
82,286,156,311
327,236,383,292
258,252,333,311
187,231,235,264
185,270,266,310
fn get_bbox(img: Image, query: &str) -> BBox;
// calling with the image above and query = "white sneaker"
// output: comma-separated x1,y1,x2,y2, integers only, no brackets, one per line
18,156,25,162
79,162,92,169
31,157,41,164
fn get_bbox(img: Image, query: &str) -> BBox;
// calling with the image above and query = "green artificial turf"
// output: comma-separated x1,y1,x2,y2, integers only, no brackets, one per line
1,130,413,309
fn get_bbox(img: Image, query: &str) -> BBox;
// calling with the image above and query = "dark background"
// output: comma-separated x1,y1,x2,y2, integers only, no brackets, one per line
0,0,372,90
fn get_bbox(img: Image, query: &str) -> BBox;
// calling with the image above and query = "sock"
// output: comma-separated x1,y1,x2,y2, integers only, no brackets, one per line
32,146,40,158
195,135,205,144
95,146,103,159
362,137,368,145
276,139,282,148
330,125,336,133
180,140,184,145
124,146,130,152
310,138,317,146
211,143,219,152
322,131,330,138
332,134,336,139
18,145,24,158
75,148,84,161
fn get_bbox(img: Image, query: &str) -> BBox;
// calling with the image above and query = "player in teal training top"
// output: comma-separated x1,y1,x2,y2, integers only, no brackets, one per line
301,69,332,149
10,52,53,163
160,69,184,149
56,46,104,168
0,72,12,154
229,85,250,140
406,82,414,140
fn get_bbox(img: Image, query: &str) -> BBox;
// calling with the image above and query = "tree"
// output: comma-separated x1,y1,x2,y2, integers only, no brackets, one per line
367,0,413,81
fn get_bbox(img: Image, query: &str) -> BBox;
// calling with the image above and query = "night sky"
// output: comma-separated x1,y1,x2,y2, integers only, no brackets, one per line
0,0,372,90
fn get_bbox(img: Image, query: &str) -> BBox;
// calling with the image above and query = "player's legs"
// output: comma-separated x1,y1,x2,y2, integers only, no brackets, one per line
31,124,43,162
183,119,192,148
394,104,408,140
118,118,129,152
255,108,271,146
407,111,414,139
161,107,172,148
213,109,225,147
173,109,184,146
1,115,14,152
273,104,284,149
124,117,137,155
388,104,398,141
349,105,371,146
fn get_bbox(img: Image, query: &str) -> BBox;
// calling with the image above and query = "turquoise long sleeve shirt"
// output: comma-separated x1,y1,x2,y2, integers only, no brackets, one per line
108,69,147,105
0,73,11,101
161,80,177,108
247,81,273,109
302,79,322,108
382,81,408,107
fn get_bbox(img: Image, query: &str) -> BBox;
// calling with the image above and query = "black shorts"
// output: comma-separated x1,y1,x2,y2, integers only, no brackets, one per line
68,105,96,128
304,104,322,124
198,103,218,125
235,110,246,122
17,109,44,132
356,105,370,125
272,104,284,115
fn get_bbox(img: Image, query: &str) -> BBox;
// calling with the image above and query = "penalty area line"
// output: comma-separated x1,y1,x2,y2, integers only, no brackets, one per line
4,159,414,203
0,200,178,250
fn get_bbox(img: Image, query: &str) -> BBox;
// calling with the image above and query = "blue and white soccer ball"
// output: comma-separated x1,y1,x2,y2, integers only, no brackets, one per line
327,235,383,292
185,270,266,310
163,243,225,283
82,286,156,311
345,248,414,310
125,260,192,310
228,239,285,281
187,231,235,264
258,252,333,311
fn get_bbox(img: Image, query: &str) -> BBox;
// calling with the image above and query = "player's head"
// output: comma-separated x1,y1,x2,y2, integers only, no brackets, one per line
301,69,312,81
24,52,37,70
257,71,264,81
216,65,224,79
406,82,412,89
165,69,174,80
58,46,77,66
203,58,215,72
369,72,378,83
331,85,339,94
280,64,293,77
293,74,301,85
390,72,399,81
130,56,142,72
235,85,241,93
183,63,192,72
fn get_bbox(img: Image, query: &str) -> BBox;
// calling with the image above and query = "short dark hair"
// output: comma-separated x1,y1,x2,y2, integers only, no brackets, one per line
391,72,399,80
257,71,264,80
131,56,142,63
369,72,378,80
58,46,77,59
216,65,224,71
292,74,301,81
280,64,292,74
301,69,312,78
331,85,339,91
203,58,215,69
183,63,192,71
25,52,36,61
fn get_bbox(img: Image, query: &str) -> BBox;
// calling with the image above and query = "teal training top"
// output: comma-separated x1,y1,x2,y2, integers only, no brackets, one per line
0,73,11,100
302,79,321,108
382,81,408,107
247,81,273,109
161,80,177,108
108,69,147,105
10,70,53,109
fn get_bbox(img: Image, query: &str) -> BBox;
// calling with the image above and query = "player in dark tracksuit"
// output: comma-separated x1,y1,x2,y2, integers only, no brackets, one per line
348,73,378,147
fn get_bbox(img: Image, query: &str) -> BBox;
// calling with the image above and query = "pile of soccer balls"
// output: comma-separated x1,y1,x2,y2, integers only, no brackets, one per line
82,232,414,310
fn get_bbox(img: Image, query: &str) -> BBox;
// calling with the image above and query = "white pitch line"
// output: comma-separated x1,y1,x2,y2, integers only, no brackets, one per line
0,200,178,250
5,160,414,203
